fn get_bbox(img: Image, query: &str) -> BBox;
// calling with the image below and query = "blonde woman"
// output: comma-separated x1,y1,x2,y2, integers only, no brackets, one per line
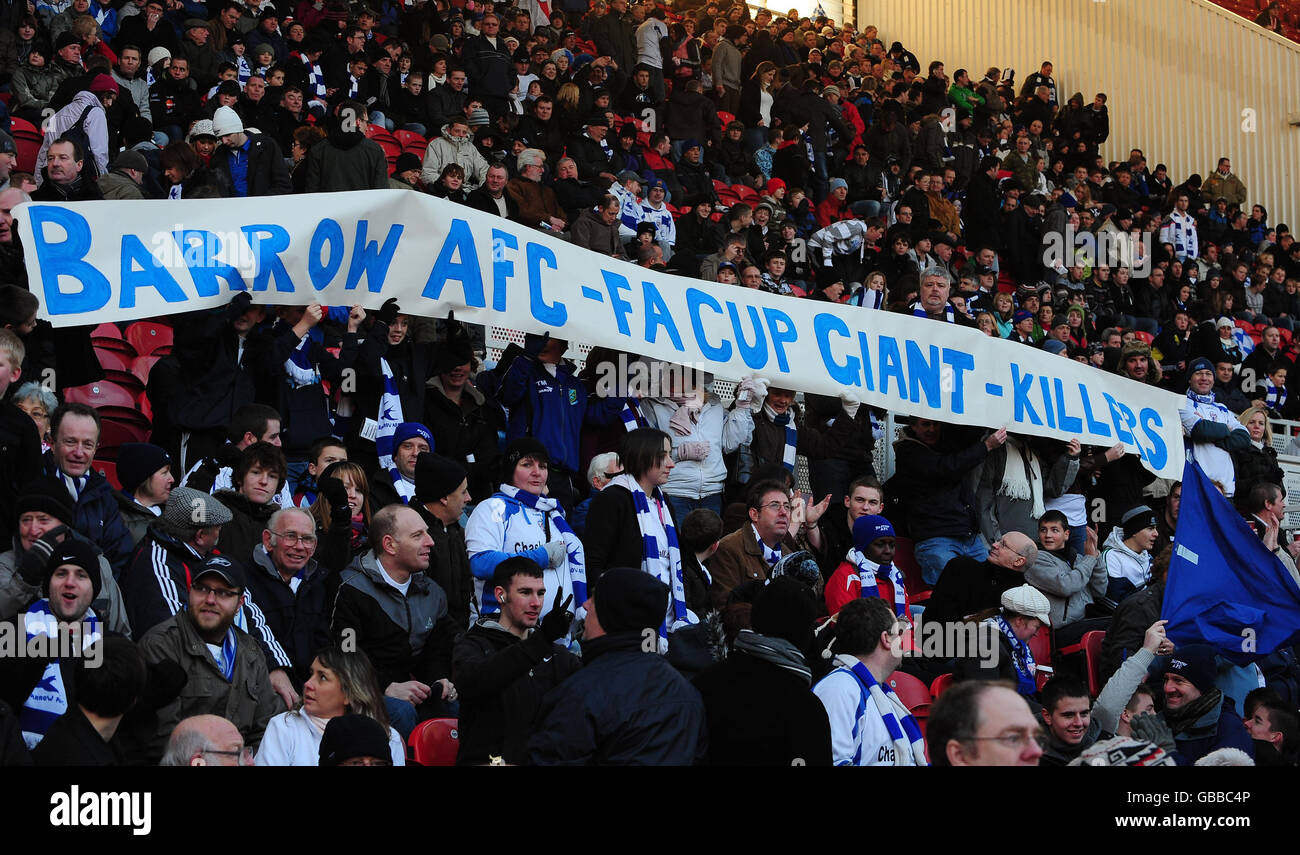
851,270,888,309
256,647,405,765
1232,404,1284,505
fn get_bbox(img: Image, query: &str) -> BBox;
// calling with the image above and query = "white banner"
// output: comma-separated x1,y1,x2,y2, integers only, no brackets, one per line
17,190,1187,478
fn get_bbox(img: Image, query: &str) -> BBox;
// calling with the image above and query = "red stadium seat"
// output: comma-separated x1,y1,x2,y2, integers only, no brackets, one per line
887,670,932,712
92,459,120,489
407,717,459,766
930,673,954,699
91,323,123,341
103,369,145,399
1133,331,1154,345
11,116,40,174
716,111,735,126
65,381,137,410
732,184,758,202
94,347,135,373
712,179,729,193
125,321,174,356
890,537,931,603
392,129,427,152
1029,624,1053,690
98,416,151,450
131,354,163,384
1080,631,1106,697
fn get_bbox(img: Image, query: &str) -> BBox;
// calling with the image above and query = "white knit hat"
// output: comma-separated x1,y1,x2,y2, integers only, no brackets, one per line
211,106,244,137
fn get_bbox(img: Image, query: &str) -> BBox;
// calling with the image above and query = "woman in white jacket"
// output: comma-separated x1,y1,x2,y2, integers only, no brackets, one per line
639,370,755,521
256,647,405,766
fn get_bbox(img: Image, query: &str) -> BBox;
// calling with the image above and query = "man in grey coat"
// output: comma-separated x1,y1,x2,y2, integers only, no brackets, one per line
1024,510,1107,632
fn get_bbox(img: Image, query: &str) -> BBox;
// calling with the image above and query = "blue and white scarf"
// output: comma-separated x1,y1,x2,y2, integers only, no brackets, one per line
766,405,797,472
374,358,411,502
992,614,1037,696
620,398,646,432
208,625,239,681
235,55,252,84
293,51,327,99
19,601,101,749
1265,377,1287,413
55,468,89,500
610,474,691,642
754,524,783,567
496,485,587,605
911,300,956,323
853,286,885,309
847,660,928,766
845,548,907,617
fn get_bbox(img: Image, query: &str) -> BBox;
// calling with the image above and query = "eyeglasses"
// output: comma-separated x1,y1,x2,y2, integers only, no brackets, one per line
272,530,318,546
761,501,793,513
192,583,242,601
966,730,1048,750
200,746,253,764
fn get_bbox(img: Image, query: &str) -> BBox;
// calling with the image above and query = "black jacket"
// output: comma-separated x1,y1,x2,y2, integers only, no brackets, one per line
923,557,1025,625
31,706,121,766
208,133,293,197
527,631,708,765
890,431,989,542
466,185,522,220
693,649,832,765
962,171,1002,251
167,309,279,433
211,490,276,572
795,91,852,151
412,504,474,630
330,551,459,691
462,33,514,100
564,131,612,183
421,377,503,502
245,547,332,684
451,619,581,765
0,402,42,547
42,453,135,578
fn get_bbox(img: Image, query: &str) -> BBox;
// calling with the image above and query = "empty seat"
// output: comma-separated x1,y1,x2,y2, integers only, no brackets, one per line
125,321,174,356
407,717,459,766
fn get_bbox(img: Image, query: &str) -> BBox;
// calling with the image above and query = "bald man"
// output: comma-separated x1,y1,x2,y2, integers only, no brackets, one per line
159,715,250,766
922,531,1038,626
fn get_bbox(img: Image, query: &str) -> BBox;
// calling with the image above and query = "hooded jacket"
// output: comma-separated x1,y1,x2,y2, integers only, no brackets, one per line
638,394,754,500
420,124,489,189
303,112,388,192
329,550,459,690
1025,545,1107,627
208,132,293,196
451,617,581,765
1100,525,1151,605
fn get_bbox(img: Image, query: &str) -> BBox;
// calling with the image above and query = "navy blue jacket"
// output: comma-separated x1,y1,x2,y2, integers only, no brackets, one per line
500,355,621,474
44,453,135,579
245,547,332,685
1171,697,1256,766
527,632,708,765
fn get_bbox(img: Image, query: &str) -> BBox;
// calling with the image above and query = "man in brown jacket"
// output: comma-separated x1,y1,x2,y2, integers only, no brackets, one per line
708,478,800,609
507,148,567,232
138,554,284,761
570,194,626,259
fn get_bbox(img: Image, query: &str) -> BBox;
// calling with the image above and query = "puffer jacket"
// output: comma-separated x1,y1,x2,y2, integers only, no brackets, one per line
451,617,581,765
1100,525,1151,604
1024,545,1108,627
138,611,284,760
527,631,708,765
420,125,490,190
639,395,754,500
329,550,459,690
11,62,63,111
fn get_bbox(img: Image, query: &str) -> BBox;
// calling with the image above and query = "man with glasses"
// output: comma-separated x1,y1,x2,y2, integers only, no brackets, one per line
814,597,928,765
708,479,798,609
506,149,567,231
120,486,298,709
245,507,332,684
140,553,284,762
160,714,253,766
928,680,1046,766
43,403,135,578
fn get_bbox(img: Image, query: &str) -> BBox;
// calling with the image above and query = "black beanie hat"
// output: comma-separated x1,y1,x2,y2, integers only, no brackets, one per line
44,537,102,599
499,437,550,483
318,714,391,766
593,567,668,634
16,476,76,525
1121,505,1158,539
750,577,817,650
116,442,172,496
414,452,467,503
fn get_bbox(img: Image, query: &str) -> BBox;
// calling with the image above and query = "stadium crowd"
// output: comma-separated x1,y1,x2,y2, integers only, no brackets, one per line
0,0,1297,767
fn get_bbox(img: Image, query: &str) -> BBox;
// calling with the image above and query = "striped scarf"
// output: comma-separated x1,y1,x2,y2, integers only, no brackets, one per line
754,524,782,567
19,602,100,749
847,660,928,766
845,548,907,617
853,287,885,309
496,485,587,606
374,358,411,502
208,625,239,681
293,52,327,99
619,398,646,432
1265,377,1287,413
766,406,797,472
609,474,690,642
56,470,89,501
992,614,1037,696
235,55,252,84
911,301,955,323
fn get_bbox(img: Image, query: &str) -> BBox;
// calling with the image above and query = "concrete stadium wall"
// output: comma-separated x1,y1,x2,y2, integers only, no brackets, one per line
857,0,1300,225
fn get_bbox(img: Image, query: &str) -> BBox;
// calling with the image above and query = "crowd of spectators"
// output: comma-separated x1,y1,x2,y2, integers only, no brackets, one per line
0,0,1296,768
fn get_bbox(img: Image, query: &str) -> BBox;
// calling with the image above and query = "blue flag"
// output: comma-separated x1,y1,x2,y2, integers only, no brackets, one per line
1162,460,1300,664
